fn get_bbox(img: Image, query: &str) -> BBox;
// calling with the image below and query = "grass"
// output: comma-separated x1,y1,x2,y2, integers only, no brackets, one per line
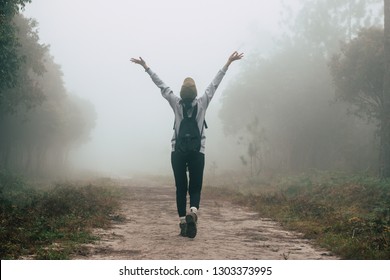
204,170,390,259
2,168,388,259
0,171,124,259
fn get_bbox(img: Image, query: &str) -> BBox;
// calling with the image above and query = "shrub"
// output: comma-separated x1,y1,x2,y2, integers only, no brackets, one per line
0,170,121,259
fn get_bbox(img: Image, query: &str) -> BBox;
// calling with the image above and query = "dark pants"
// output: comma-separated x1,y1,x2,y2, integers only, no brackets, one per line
171,151,205,217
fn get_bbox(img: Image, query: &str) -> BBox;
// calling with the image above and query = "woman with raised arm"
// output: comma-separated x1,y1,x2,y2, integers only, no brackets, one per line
131,51,244,238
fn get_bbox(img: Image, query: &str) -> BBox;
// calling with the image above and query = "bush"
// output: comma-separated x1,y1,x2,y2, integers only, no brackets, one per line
0,170,121,259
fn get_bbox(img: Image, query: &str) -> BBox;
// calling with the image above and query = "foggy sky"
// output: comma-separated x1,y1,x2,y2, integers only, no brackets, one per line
23,0,286,177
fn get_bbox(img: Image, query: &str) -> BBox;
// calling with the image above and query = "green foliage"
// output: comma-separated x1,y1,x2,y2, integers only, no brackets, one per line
0,0,28,88
0,1,40,107
330,27,384,121
1,14,47,114
0,170,122,259
0,13,96,176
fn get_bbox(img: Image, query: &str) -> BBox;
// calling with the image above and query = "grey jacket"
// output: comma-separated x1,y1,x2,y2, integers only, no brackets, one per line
146,65,228,153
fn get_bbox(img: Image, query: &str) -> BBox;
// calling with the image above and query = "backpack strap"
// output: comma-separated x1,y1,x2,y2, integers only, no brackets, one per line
190,104,198,119
182,102,197,119
188,104,209,136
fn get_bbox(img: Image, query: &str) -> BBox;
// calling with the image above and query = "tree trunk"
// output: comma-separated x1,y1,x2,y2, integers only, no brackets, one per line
381,0,390,178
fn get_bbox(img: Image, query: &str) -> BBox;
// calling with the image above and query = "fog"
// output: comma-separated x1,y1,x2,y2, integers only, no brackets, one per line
21,0,285,176
14,0,383,180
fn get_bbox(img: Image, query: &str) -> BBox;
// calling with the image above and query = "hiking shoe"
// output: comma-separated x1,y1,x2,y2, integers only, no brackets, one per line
185,212,197,238
179,223,187,237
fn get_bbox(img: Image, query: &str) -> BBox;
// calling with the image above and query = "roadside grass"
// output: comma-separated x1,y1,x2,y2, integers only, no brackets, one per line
0,171,124,259
205,171,390,259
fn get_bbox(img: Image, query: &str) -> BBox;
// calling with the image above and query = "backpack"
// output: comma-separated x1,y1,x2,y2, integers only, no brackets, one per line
175,103,202,154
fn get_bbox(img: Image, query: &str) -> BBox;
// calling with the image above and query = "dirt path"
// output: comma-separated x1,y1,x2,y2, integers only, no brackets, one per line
74,184,337,260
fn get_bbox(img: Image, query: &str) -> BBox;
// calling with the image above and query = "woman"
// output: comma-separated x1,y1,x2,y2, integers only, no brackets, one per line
131,51,243,238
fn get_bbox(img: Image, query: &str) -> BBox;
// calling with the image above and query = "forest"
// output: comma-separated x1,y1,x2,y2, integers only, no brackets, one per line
0,0,96,178
220,0,389,178
1,0,390,179
1,0,390,261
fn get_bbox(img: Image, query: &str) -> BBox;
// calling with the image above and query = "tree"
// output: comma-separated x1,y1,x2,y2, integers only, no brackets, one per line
329,2,390,177
240,117,267,177
0,50,97,176
219,0,381,174
280,0,382,55
382,0,390,177
0,12,46,116
0,0,31,95
0,12,96,176
329,28,384,122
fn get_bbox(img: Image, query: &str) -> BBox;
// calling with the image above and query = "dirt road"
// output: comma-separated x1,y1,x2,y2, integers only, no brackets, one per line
74,184,337,260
